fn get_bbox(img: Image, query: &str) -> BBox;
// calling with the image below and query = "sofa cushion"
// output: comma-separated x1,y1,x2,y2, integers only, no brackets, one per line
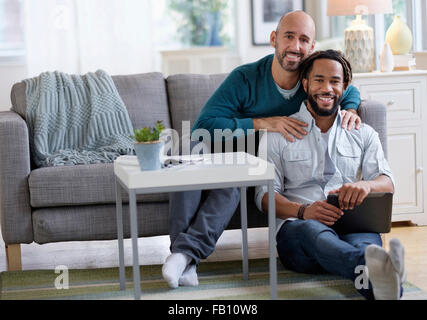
112,73,171,130
11,72,172,132
166,73,227,138
32,202,170,244
28,163,168,208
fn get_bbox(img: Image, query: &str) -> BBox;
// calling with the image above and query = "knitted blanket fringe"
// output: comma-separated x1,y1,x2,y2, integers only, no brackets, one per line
24,70,135,167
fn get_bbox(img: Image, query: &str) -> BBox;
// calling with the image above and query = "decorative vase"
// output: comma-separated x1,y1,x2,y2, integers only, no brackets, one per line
380,43,394,72
134,140,165,171
385,15,413,55
344,16,374,73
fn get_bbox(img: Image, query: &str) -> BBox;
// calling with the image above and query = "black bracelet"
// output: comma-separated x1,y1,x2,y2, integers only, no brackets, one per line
297,204,308,220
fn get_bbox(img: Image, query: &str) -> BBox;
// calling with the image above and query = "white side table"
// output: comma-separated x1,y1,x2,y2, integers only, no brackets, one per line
114,152,277,300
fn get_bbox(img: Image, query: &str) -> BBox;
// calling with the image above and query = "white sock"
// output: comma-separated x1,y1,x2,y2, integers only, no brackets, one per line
388,238,406,283
365,244,401,300
162,252,192,289
178,264,199,287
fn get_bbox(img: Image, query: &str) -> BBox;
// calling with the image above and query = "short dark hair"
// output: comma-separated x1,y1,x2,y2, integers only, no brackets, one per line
299,50,352,85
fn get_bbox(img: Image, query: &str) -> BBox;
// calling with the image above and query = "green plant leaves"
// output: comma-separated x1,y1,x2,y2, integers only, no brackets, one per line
132,121,165,143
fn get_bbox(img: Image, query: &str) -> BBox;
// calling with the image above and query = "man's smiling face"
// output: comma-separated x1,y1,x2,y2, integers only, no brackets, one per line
271,12,316,72
303,58,346,117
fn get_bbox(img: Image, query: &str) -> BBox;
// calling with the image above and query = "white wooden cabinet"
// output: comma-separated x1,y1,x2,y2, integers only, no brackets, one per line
160,47,241,76
353,70,427,225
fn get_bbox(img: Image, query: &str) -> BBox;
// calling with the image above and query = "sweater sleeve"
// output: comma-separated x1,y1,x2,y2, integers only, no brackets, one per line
191,69,254,140
340,85,361,111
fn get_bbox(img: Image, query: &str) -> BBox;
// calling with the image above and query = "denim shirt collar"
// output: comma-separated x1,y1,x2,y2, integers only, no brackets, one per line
293,101,342,135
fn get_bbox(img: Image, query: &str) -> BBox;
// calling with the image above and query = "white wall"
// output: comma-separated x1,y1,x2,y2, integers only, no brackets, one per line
0,0,325,111
0,64,27,111
0,2,268,108
235,0,274,64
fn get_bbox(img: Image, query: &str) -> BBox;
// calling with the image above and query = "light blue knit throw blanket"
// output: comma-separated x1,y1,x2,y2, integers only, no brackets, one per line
24,70,135,167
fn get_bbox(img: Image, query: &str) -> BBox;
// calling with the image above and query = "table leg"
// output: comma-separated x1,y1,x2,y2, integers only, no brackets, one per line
115,179,126,290
268,181,277,300
240,187,249,281
129,190,141,300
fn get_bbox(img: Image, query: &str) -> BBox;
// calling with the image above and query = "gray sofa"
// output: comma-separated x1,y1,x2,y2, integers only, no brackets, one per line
0,72,387,270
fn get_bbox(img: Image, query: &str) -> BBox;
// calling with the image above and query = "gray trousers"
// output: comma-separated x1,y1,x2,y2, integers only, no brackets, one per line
168,187,240,265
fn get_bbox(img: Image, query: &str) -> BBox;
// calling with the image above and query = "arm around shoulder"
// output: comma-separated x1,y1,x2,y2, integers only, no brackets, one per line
341,85,361,111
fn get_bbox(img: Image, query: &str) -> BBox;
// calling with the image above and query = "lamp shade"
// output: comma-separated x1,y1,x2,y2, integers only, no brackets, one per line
327,0,393,16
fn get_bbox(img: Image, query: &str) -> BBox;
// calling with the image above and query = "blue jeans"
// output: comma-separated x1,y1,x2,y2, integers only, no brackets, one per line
276,219,383,300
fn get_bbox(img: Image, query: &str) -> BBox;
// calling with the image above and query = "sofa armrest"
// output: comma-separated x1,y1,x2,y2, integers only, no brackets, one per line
358,100,388,158
0,111,33,244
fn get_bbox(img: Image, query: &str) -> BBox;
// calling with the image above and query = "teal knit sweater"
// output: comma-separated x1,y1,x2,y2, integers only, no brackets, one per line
192,54,361,137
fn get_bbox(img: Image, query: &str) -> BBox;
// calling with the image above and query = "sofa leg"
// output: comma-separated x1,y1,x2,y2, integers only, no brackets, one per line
5,244,22,271
381,234,386,248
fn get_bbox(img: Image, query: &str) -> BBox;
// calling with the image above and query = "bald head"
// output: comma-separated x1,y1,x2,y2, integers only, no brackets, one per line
276,10,316,38
270,10,316,73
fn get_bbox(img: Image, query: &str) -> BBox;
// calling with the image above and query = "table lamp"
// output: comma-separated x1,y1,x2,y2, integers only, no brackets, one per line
327,0,393,73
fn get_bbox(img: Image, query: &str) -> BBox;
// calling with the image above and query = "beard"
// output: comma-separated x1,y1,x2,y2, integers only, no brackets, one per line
307,89,342,117
275,46,305,72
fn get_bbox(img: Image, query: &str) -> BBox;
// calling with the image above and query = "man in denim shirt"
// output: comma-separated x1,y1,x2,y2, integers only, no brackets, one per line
255,50,406,300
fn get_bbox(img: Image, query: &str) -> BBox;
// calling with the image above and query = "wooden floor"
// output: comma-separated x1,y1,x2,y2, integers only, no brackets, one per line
1,223,427,293
384,223,427,292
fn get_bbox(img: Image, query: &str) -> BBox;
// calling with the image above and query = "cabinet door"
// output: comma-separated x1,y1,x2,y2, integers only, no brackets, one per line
387,126,424,216
353,77,423,122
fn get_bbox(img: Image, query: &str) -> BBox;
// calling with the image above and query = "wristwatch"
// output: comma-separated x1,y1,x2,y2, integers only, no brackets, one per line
297,204,309,220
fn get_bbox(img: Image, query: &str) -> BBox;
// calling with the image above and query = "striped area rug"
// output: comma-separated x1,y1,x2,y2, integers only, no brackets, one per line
1,259,426,300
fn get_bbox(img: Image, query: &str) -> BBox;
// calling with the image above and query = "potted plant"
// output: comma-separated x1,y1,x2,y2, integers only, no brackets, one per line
132,121,165,171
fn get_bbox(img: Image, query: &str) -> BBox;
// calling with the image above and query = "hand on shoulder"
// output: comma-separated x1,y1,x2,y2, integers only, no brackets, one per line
340,109,361,131
253,116,308,142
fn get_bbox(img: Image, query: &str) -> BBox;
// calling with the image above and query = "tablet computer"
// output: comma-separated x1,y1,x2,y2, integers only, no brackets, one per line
327,192,393,234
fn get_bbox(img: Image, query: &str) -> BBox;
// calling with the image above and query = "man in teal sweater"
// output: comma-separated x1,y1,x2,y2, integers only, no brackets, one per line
192,51,360,143
162,10,362,288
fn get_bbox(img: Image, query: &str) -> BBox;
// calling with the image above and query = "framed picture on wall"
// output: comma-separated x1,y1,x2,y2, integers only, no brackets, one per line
251,0,304,46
